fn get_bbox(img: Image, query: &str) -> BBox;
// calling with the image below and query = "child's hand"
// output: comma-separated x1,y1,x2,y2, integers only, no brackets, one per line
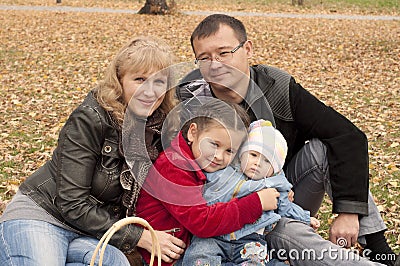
288,189,294,202
257,188,280,211
310,217,320,230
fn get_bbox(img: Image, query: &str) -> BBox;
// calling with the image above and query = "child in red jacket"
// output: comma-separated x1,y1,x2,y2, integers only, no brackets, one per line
136,98,280,265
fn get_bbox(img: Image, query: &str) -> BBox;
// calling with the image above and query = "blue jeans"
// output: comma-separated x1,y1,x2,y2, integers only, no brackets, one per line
183,233,287,266
0,219,130,266
285,139,386,242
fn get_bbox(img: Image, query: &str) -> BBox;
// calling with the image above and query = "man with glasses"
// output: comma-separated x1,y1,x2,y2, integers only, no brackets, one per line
177,14,397,265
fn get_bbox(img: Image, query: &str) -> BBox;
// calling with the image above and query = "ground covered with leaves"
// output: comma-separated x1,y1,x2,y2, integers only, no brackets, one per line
0,0,399,252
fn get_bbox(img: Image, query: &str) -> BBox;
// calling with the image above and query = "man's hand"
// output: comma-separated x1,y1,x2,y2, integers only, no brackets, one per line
329,213,359,248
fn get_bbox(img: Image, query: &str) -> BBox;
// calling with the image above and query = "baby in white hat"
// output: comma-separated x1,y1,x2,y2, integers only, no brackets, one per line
239,119,288,180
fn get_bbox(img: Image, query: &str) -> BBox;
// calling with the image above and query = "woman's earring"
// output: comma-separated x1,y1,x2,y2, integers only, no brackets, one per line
188,141,192,146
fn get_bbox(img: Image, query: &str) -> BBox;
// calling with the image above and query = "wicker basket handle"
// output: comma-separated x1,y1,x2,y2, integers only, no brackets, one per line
90,217,161,266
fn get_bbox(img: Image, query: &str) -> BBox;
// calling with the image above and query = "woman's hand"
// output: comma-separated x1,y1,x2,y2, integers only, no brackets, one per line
257,188,280,211
137,229,186,263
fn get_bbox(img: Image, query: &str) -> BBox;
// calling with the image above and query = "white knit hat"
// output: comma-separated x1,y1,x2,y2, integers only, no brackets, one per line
239,119,288,174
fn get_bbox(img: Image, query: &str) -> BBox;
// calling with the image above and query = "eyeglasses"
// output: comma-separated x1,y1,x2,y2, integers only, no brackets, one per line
194,41,246,66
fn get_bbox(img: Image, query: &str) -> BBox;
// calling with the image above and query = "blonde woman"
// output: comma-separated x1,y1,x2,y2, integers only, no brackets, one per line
0,36,185,266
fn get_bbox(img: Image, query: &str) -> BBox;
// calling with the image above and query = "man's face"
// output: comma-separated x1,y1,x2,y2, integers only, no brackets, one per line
192,24,253,104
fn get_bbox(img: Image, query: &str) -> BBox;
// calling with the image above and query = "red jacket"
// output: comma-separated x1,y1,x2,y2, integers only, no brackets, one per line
136,132,262,265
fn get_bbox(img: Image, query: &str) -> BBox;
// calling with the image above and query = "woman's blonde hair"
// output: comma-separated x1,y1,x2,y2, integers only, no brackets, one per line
95,36,176,126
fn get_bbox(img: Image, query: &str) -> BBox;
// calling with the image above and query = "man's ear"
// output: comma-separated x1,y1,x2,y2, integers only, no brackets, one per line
187,123,198,142
244,40,253,58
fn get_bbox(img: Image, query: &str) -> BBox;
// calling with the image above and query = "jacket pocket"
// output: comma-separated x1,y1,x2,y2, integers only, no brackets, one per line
100,139,121,173
91,139,123,202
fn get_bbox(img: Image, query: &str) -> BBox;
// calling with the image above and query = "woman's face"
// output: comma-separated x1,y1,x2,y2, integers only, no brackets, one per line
187,123,245,173
122,70,167,117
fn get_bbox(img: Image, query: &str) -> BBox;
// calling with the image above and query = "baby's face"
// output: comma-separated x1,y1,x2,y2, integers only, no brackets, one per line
240,150,274,180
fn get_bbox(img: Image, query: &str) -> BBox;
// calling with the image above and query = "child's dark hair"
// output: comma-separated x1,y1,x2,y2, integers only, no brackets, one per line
181,97,250,140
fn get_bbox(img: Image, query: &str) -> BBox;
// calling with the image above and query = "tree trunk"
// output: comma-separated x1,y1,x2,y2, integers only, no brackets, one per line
138,0,176,15
292,0,304,5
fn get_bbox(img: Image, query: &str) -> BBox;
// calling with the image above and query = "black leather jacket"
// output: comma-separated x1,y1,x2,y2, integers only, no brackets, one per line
19,91,142,253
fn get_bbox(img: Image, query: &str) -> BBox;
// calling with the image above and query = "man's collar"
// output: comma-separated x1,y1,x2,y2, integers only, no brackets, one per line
245,67,270,105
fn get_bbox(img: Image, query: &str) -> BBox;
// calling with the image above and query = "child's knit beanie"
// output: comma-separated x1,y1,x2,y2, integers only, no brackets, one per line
239,119,288,174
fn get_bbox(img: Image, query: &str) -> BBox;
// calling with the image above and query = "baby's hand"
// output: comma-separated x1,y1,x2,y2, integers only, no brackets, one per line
288,189,294,202
310,217,320,230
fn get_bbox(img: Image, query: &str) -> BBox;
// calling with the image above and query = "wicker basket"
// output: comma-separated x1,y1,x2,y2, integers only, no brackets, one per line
90,217,161,266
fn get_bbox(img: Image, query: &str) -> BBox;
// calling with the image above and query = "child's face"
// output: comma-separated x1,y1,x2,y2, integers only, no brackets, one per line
187,123,245,173
240,150,274,180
